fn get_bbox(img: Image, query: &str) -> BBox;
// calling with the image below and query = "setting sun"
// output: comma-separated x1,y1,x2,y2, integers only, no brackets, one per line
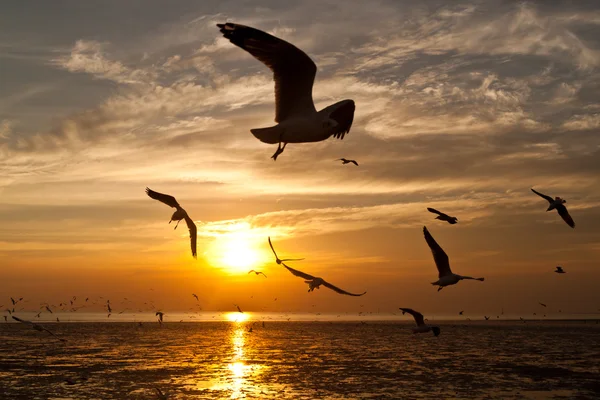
205,222,271,273
226,312,250,322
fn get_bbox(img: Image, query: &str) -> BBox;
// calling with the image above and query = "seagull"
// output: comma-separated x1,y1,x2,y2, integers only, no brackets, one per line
146,188,197,258
281,262,366,296
45,306,53,314
459,311,464,315
427,208,458,224
484,316,490,320
268,237,304,265
234,304,244,314
12,316,65,341
248,270,267,278
154,387,168,400
337,158,358,166
539,302,547,307
531,188,575,228
192,294,199,301
156,311,164,324
3,316,7,322
217,22,355,161
423,226,485,291
555,266,566,274
399,308,440,336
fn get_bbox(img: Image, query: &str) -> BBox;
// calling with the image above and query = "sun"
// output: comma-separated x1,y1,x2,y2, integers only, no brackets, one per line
206,222,271,273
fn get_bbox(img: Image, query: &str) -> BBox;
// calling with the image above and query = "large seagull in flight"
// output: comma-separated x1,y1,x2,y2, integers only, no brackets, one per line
531,188,575,228
217,22,355,160
423,226,485,291
146,188,197,258
281,262,366,297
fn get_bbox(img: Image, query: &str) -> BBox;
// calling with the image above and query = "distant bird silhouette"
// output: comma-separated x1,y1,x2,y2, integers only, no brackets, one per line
399,308,440,336
427,208,458,224
459,311,464,315
337,158,358,166
3,316,7,322
281,262,366,296
531,188,575,228
539,302,547,307
156,311,164,324
484,316,490,320
154,387,168,400
146,188,197,258
423,226,485,291
234,304,244,313
268,237,304,265
45,305,53,314
12,316,65,341
192,294,199,301
217,22,355,161
555,266,566,274
248,270,267,278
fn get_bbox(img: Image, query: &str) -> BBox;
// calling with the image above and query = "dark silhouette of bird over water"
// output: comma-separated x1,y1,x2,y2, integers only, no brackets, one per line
531,188,575,228
337,158,358,166
217,22,355,161
281,262,366,296
146,188,197,258
399,308,440,336
427,208,458,224
555,266,566,274
423,226,484,291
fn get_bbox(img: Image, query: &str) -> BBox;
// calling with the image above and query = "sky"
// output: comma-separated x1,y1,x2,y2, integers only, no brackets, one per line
1,0,600,317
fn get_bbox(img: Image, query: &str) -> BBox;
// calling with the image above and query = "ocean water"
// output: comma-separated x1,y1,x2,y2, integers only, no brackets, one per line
0,320,599,399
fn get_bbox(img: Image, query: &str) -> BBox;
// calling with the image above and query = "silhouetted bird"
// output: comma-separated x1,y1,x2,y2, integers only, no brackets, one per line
192,294,199,301
217,22,355,161
399,308,440,336
146,188,197,258
281,262,366,296
234,304,244,313
423,226,484,291
337,158,358,166
555,266,566,274
427,208,458,224
12,316,65,341
248,270,267,278
531,188,575,228
539,302,547,307
268,237,304,265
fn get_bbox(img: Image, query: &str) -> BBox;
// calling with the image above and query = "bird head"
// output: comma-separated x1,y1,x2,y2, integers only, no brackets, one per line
432,327,441,336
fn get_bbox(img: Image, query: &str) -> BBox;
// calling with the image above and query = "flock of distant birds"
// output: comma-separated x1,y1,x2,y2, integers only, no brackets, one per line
5,22,583,345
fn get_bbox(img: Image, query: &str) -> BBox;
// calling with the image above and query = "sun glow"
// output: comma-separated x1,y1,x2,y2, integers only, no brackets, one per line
226,312,250,322
205,222,271,273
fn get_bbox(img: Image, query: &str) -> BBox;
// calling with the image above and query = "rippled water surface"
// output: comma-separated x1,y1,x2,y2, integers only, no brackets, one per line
1,321,599,399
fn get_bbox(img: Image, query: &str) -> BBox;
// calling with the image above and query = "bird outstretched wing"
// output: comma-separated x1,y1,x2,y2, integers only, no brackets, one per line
321,280,366,296
281,263,315,280
531,188,553,203
329,100,355,140
184,215,197,258
399,308,425,326
146,188,180,209
423,226,452,278
427,207,444,216
217,22,316,123
556,204,575,228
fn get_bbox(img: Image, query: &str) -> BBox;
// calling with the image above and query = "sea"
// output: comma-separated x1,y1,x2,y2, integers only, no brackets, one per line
0,314,599,399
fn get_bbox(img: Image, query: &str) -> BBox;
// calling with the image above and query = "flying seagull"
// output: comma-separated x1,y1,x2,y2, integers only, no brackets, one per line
399,308,440,336
281,262,366,296
539,302,547,307
427,208,458,224
156,311,164,324
459,311,464,315
484,316,490,320
268,237,304,265
192,294,199,301
531,188,575,228
555,266,566,274
234,304,244,314
337,158,358,166
248,270,267,278
217,22,355,161
423,226,485,291
12,316,65,341
146,187,197,258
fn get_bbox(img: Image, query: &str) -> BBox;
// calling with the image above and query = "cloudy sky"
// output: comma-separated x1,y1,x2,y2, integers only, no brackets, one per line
2,0,600,316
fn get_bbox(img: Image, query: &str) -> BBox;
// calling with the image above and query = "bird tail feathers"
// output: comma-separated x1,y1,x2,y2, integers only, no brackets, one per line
250,126,284,144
